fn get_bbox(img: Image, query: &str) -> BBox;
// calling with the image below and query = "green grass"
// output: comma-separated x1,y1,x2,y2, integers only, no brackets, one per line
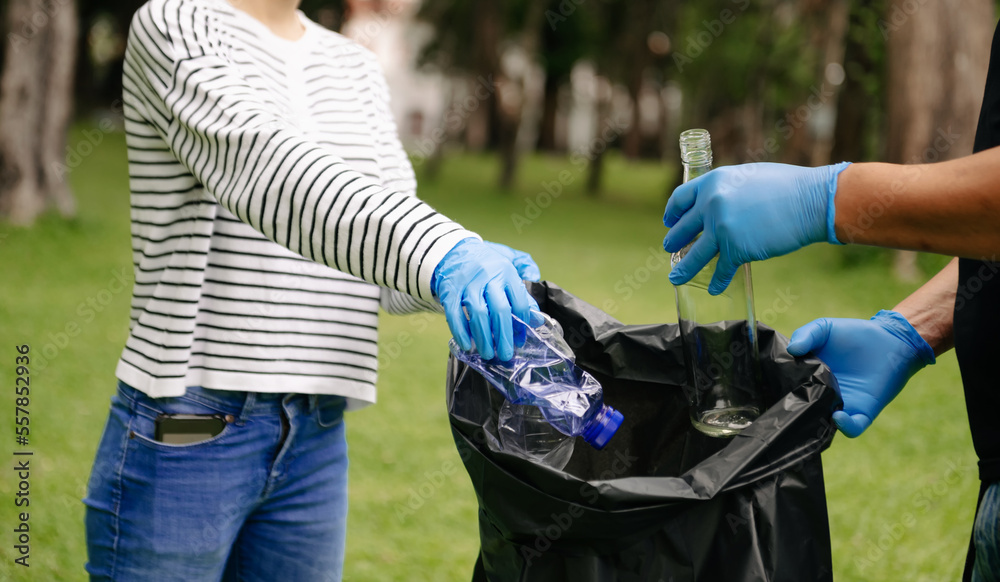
0,127,978,581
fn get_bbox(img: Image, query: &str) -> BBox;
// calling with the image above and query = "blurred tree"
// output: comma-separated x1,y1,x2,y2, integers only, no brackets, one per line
884,0,992,280
418,0,544,190
0,0,79,224
580,0,674,194
535,0,598,153
801,0,849,167
609,0,674,162
420,0,675,193
71,0,344,112
829,0,892,270
830,0,888,165
74,0,142,112
0,0,350,225
671,0,818,166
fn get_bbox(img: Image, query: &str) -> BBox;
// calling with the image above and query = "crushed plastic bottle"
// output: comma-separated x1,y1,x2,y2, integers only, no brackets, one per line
449,310,624,467
498,400,576,470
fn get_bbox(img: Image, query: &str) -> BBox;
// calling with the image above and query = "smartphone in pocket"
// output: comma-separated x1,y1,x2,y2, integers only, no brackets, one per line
154,413,228,445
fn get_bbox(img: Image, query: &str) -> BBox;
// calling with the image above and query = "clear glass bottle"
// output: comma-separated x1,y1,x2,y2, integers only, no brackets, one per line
671,129,763,437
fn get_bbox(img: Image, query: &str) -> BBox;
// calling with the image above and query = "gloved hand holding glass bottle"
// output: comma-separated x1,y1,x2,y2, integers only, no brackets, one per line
668,129,763,437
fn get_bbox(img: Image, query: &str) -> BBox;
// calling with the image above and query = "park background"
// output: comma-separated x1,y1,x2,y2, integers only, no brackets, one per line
0,0,992,580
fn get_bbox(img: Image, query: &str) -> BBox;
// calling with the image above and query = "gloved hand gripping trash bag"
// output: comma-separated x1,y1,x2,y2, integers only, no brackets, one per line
446,281,841,582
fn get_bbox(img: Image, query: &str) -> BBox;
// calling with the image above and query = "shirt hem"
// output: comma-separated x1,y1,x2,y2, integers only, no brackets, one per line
115,358,376,411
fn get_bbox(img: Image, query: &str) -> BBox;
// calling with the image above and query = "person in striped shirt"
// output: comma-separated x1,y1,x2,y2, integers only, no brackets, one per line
82,0,539,580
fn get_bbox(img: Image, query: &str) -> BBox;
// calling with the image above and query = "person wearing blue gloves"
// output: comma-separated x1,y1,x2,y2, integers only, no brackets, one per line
663,28,1000,581
437,239,541,361
83,1,538,580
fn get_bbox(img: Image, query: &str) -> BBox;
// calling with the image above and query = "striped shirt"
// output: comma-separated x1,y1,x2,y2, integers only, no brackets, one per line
116,0,477,408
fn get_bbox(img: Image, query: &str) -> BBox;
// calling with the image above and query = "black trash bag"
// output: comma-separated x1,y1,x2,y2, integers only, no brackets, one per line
446,281,841,582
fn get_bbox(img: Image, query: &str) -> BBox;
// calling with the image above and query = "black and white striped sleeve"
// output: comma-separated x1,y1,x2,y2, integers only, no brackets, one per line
125,0,477,302
365,56,444,316
379,287,443,315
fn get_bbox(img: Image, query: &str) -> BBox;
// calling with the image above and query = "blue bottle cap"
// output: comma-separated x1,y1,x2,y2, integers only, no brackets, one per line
581,405,624,450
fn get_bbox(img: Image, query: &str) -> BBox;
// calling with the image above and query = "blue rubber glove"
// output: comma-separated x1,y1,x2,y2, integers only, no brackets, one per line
663,161,851,295
432,238,538,361
484,241,541,282
786,310,935,438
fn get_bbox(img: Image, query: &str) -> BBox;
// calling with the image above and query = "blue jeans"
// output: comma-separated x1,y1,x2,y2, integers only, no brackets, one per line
84,382,348,582
975,481,1000,582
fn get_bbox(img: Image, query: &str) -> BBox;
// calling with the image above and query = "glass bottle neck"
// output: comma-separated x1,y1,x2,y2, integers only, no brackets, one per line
683,161,712,183
679,128,712,184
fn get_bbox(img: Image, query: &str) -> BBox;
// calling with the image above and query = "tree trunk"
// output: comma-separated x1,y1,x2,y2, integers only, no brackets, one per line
620,0,654,161
497,112,519,189
808,0,849,167
830,2,877,164
40,0,79,217
0,0,78,224
474,0,502,151
586,145,605,196
775,0,849,166
623,77,643,160
472,0,520,189
0,0,49,224
586,94,612,196
885,0,992,280
73,7,95,112
537,71,560,152
494,0,546,190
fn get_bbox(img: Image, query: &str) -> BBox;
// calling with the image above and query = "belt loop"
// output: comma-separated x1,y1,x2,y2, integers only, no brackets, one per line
308,394,318,413
238,392,257,424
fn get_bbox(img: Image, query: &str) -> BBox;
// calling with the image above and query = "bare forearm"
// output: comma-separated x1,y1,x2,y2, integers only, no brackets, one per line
834,146,1000,259
892,258,957,356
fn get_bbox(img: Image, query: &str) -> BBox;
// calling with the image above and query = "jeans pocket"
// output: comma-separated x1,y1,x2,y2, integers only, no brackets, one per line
123,386,238,451
974,482,1000,582
315,397,347,428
